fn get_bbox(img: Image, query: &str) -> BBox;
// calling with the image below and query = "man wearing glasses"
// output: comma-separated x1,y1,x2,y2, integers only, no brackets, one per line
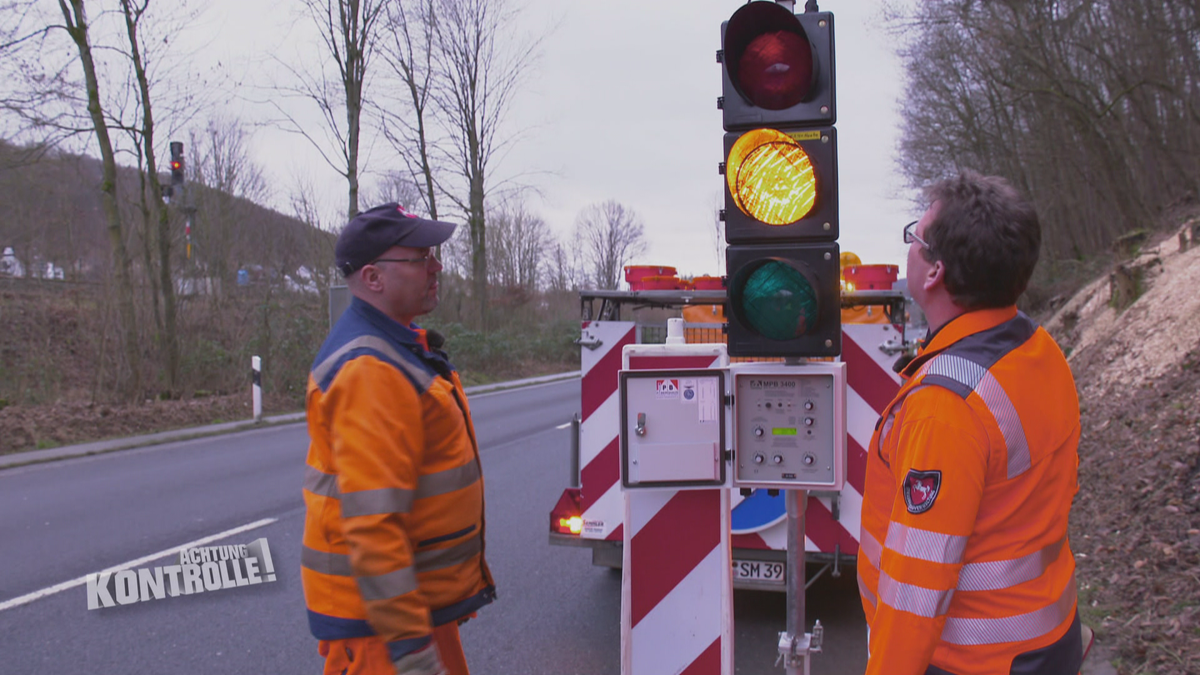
302,204,495,675
858,172,1084,674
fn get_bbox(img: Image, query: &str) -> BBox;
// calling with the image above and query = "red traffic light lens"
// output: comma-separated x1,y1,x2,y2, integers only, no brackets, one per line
724,1,816,111
170,160,182,170
738,30,812,110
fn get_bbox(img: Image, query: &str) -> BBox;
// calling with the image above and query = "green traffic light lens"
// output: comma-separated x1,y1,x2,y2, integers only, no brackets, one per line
736,260,820,340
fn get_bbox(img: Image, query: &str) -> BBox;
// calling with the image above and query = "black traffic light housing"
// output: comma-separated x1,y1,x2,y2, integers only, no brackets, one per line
169,141,184,186
719,1,840,359
722,126,837,244
719,2,835,131
725,243,840,358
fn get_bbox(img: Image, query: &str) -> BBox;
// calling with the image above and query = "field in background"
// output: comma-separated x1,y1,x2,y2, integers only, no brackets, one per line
0,278,577,454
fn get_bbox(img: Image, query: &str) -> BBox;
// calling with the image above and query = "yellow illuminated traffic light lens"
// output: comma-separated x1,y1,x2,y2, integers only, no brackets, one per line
727,129,816,226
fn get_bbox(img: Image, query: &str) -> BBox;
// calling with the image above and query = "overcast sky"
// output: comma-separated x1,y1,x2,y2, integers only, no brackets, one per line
194,0,915,278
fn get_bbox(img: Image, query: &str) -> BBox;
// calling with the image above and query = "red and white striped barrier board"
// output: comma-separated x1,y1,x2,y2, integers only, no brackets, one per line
620,344,732,675
579,320,638,542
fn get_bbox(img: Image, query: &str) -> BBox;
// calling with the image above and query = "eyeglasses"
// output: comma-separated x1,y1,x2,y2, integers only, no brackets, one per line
903,220,933,252
370,252,438,266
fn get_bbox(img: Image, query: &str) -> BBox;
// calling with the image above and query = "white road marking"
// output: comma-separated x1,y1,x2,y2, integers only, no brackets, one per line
555,422,572,429
0,517,277,613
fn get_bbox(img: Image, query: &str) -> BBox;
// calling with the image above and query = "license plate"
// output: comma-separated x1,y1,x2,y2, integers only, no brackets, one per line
733,559,785,583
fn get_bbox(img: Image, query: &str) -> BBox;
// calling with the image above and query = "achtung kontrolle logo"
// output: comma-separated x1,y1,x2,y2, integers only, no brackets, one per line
86,537,276,610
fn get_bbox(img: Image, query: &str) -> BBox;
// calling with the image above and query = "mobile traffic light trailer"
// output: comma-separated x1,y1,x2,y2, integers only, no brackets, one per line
547,286,914,591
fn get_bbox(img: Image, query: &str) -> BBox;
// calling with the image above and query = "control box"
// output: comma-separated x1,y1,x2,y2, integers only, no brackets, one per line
619,369,727,489
731,362,846,491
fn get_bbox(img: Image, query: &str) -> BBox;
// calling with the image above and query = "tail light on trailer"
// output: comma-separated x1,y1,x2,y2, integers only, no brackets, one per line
550,488,583,535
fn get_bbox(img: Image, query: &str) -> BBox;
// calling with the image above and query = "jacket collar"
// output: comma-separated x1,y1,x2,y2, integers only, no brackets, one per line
902,305,1019,379
350,296,429,351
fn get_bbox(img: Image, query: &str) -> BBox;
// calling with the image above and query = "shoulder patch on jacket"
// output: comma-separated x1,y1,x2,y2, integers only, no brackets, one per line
903,469,942,514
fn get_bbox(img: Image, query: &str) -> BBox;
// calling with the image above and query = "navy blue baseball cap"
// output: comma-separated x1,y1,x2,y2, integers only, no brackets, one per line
336,203,457,276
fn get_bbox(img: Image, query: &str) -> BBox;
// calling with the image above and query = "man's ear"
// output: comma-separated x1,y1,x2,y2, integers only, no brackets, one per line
923,259,945,293
359,266,385,293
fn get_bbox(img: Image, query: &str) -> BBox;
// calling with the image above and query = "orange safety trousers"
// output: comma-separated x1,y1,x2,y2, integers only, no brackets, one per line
318,622,469,675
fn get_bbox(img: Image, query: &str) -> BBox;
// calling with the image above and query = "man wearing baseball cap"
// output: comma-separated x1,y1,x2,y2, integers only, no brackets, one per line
301,204,495,675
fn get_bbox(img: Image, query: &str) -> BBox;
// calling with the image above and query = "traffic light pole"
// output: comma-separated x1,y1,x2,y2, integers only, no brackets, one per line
778,488,823,674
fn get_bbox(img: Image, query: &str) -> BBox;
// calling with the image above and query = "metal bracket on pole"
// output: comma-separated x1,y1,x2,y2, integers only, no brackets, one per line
775,623,823,672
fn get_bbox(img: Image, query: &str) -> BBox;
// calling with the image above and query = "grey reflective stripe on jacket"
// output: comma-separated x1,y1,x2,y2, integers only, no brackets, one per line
942,579,1077,646
302,534,483,583
313,335,435,393
920,354,1033,479
303,461,481,514
862,521,1069,594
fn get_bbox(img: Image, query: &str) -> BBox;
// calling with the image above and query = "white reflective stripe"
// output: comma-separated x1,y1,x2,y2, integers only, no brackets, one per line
879,412,895,446
301,545,352,576
957,537,1066,592
304,465,339,498
922,355,1033,479
877,570,954,619
858,570,877,608
942,576,1077,645
885,521,968,566
357,566,418,602
859,529,882,569
414,533,482,572
416,462,481,499
923,354,986,390
975,370,1032,478
312,335,433,390
340,487,415,518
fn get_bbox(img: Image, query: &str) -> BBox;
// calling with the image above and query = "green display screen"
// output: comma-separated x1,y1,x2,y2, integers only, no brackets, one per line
772,428,798,436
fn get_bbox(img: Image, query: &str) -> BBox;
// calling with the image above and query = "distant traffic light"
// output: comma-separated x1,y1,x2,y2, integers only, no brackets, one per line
169,141,184,186
719,0,839,358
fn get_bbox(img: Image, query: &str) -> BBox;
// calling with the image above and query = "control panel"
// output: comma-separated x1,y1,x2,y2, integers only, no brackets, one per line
731,362,846,491
619,369,727,490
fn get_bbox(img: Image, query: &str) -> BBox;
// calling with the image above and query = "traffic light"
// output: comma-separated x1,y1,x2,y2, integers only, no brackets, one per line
169,141,184,186
718,1,839,358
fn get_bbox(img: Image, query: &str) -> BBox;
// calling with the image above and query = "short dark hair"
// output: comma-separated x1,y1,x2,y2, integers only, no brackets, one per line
922,170,1041,309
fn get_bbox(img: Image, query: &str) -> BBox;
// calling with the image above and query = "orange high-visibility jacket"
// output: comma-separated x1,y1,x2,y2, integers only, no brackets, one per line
302,297,495,661
858,307,1082,675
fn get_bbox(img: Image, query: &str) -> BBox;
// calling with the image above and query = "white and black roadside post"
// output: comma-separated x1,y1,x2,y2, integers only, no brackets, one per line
252,356,263,423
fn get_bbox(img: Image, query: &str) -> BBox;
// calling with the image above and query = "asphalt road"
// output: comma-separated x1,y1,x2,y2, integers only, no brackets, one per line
0,377,866,674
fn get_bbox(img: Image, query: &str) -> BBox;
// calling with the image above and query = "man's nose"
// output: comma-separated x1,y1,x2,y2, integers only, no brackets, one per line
429,253,443,273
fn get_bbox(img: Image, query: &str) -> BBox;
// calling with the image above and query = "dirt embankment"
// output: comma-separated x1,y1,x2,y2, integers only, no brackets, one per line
1046,222,1200,675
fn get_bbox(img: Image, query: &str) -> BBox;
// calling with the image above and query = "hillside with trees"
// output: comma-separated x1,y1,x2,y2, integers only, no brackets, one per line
890,2,1200,673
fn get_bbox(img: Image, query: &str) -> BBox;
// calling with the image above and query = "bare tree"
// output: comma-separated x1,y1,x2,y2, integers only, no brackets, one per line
365,168,426,213
53,0,142,395
118,0,188,392
277,0,387,221
378,0,440,223
487,201,549,293
428,0,541,329
890,0,1200,272
189,116,269,297
711,191,725,276
574,200,646,291
545,238,581,293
